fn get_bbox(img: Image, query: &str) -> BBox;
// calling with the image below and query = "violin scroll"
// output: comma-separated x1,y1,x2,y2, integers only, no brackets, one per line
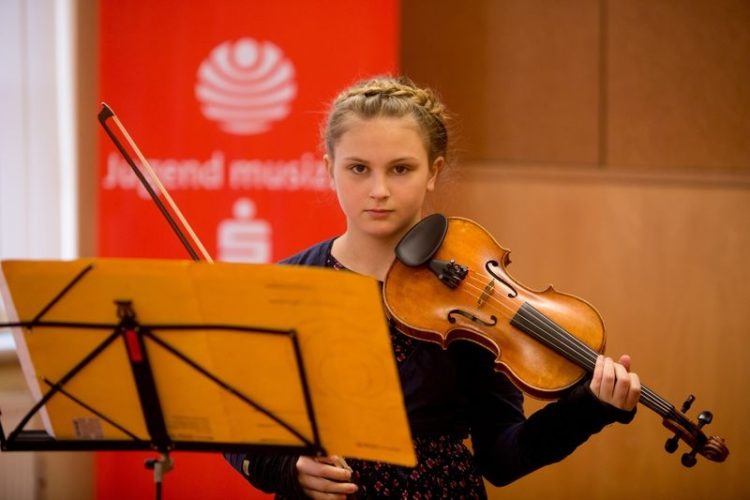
662,394,728,466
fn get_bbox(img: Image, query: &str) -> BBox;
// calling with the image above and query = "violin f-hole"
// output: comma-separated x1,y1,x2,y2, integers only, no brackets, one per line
448,309,497,327
486,261,518,298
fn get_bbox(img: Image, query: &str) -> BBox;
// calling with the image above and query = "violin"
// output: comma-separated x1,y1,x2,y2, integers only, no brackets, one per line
383,213,729,467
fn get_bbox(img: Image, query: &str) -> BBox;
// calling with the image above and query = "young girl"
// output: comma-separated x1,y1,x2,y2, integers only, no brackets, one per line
225,76,641,498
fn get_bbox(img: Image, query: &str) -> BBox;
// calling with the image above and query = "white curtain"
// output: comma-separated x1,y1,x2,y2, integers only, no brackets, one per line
0,0,77,355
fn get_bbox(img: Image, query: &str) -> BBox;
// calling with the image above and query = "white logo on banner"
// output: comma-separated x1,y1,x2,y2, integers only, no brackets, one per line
217,197,272,262
195,38,297,135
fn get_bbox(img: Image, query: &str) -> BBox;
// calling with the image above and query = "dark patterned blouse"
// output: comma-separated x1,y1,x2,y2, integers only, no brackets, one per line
325,253,487,499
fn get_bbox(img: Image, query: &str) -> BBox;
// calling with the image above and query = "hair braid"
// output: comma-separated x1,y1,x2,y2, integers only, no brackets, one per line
323,76,450,164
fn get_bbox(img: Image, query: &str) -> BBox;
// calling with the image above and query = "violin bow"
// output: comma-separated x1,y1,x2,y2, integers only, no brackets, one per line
97,103,213,263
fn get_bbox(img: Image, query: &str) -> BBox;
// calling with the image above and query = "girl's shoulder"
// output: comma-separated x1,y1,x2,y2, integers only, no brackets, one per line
279,237,337,267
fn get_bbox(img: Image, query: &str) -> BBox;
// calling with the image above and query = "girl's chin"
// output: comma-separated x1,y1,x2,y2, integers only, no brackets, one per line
355,220,413,240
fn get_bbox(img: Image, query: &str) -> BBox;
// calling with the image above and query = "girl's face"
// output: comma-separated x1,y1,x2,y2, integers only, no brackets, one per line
326,115,442,241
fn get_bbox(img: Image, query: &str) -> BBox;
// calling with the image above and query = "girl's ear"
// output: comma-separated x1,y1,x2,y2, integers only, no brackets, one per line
426,156,443,192
324,154,335,189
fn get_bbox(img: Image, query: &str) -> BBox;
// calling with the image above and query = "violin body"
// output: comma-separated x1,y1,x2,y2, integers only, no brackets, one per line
384,217,605,399
383,214,729,466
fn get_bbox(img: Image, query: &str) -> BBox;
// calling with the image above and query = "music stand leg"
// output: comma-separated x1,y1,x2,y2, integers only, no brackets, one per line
145,452,173,500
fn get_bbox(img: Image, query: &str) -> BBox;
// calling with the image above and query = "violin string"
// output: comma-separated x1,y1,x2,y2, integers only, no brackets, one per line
456,271,673,415
459,272,598,366
518,303,672,415
483,275,673,415
459,273,674,414
458,273,602,371
461,272,595,367
462,275,673,414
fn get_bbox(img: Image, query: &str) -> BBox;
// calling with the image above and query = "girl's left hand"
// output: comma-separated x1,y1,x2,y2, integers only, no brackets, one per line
589,354,641,411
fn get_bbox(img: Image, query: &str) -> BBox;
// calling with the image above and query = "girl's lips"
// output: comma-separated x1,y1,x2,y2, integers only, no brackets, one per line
365,209,394,218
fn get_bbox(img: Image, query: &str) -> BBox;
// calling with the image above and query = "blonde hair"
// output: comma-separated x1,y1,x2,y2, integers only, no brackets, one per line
323,76,450,164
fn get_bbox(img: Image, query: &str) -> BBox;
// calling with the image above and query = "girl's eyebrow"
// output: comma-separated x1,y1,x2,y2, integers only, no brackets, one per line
342,156,370,163
389,157,419,163
342,156,419,164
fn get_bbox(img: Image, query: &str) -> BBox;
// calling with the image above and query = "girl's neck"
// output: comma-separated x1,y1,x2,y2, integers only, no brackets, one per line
331,230,402,281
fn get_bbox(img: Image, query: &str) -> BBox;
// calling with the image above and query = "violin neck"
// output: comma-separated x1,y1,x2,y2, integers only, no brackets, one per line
511,302,675,419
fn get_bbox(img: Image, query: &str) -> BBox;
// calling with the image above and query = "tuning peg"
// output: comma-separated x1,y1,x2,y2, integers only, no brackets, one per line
697,410,713,427
665,395,697,454
681,449,698,467
680,394,695,413
680,410,714,467
665,435,680,453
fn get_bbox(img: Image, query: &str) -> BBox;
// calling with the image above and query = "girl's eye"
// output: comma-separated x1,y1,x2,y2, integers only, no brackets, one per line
350,164,368,174
393,165,411,175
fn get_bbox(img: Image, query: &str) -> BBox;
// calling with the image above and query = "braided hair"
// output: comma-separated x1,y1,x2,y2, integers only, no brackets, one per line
323,76,450,164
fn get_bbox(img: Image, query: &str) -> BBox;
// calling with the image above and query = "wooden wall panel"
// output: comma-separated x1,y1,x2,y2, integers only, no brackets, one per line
400,1,490,158
403,1,750,171
607,1,750,169
434,164,750,498
402,0,601,164
403,2,750,495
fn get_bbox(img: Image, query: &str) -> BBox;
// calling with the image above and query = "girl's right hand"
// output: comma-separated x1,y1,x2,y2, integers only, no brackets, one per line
296,455,358,499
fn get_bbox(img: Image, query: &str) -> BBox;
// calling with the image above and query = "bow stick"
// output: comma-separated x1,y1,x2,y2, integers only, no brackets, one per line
97,103,213,262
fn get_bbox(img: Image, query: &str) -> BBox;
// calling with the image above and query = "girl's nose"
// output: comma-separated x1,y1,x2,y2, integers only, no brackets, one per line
369,173,390,199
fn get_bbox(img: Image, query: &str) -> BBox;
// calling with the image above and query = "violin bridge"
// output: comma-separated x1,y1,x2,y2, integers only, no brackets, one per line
478,279,495,307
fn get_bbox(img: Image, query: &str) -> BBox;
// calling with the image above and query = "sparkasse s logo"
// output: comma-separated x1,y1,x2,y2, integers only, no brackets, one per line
195,38,297,135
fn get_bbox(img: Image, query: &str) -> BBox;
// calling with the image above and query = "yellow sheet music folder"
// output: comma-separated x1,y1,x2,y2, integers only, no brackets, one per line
0,259,416,466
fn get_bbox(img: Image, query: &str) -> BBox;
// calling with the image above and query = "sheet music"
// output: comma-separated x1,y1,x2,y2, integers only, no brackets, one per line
0,258,415,466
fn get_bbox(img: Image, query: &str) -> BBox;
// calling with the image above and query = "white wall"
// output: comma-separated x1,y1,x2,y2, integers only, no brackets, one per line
0,2,85,499
0,0,96,500
0,0,78,357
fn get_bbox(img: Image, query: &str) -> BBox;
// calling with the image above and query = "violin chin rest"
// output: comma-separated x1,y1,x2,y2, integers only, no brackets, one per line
395,213,448,267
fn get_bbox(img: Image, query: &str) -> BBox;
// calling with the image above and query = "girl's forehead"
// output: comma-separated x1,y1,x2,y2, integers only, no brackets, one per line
342,114,420,131
335,115,427,151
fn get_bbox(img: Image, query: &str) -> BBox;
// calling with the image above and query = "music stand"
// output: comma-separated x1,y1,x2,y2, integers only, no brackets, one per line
0,258,415,498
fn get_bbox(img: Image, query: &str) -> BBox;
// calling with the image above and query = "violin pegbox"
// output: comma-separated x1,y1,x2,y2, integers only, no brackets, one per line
663,394,728,467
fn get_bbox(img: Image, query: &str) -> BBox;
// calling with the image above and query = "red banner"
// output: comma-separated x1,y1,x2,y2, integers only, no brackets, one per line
98,0,398,261
96,1,398,497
